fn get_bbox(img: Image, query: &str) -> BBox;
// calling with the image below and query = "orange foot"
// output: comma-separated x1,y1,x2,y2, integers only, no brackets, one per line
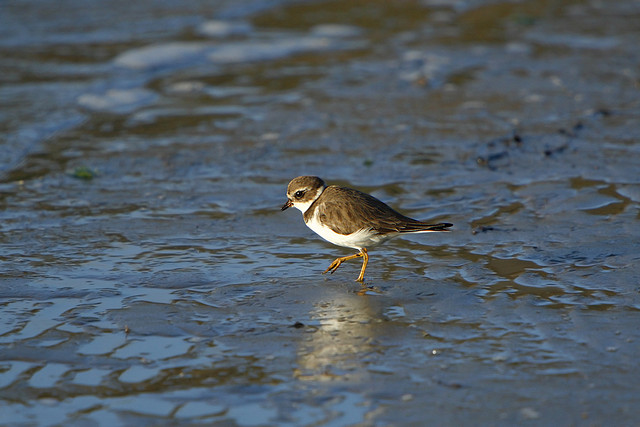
322,248,369,282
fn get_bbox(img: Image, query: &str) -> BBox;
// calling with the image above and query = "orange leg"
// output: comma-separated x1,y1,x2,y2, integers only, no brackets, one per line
323,248,369,282
355,248,368,283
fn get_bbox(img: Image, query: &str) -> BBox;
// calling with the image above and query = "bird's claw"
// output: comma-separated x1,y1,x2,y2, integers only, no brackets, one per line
323,259,342,275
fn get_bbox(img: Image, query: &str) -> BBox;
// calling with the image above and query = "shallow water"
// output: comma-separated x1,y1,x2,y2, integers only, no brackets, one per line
1,0,640,425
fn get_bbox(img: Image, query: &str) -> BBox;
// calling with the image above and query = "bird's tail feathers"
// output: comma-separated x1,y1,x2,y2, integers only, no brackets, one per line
400,222,453,233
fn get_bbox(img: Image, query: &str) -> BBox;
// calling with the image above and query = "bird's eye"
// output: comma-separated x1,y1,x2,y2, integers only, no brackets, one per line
294,190,305,199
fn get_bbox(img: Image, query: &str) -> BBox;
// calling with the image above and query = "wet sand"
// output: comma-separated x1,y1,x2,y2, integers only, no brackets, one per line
1,0,640,425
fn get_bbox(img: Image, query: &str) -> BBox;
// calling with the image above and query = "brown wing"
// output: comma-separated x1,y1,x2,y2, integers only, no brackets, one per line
306,186,451,235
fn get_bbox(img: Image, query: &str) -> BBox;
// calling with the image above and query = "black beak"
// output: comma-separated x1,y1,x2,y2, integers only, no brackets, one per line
281,199,293,211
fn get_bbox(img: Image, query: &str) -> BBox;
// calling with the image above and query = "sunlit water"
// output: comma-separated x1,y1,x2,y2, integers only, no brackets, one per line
1,0,640,425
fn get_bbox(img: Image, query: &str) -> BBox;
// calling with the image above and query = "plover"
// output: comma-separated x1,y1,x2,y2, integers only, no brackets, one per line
281,176,452,282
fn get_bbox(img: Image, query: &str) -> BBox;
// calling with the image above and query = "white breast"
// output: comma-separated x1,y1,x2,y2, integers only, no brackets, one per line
304,210,393,250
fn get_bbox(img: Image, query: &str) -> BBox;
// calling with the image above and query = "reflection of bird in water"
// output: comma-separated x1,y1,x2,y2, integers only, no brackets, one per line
294,290,381,382
282,176,452,283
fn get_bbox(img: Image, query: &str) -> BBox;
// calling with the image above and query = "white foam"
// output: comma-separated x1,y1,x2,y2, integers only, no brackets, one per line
310,24,362,38
207,37,331,64
76,88,157,113
114,42,212,70
197,20,252,38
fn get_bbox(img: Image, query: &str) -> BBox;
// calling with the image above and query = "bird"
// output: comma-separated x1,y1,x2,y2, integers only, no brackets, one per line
281,176,452,282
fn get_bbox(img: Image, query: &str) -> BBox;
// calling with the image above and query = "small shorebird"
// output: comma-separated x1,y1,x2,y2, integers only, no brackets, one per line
281,176,452,282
